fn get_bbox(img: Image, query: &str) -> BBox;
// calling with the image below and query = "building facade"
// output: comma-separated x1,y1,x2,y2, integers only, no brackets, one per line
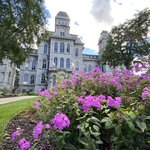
0,60,16,90
18,11,99,93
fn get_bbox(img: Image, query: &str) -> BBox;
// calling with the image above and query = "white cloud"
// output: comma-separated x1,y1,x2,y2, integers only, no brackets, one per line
45,0,150,52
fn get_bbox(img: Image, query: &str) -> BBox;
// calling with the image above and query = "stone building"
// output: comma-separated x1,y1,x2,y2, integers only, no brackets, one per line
18,11,99,93
0,60,16,91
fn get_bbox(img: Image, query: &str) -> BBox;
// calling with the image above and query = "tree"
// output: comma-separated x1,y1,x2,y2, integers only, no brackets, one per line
0,0,50,65
102,8,150,69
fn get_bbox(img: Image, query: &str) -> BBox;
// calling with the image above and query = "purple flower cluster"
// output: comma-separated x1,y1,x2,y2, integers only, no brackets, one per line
78,95,101,112
39,89,52,99
35,100,41,109
78,94,121,111
141,87,150,99
18,138,30,150
107,96,122,108
33,121,43,140
11,129,22,141
51,113,70,130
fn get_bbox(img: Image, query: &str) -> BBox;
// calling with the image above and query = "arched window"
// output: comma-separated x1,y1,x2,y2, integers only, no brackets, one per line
84,64,87,72
32,60,36,70
60,42,65,53
67,44,70,54
75,62,79,70
42,59,47,69
41,73,46,83
24,74,28,83
44,44,48,54
66,58,70,69
88,65,92,72
60,57,64,68
54,57,58,67
54,42,58,53
75,48,78,57
30,75,35,84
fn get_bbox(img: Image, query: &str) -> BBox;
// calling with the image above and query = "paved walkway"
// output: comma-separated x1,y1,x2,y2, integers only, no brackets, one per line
0,96,38,105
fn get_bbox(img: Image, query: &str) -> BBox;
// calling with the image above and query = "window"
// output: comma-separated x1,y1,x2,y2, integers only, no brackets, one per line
0,72,4,81
84,64,87,72
8,72,11,83
32,60,36,70
88,65,92,72
52,75,56,86
44,44,48,54
30,75,35,84
42,59,47,69
25,60,30,70
54,42,58,53
24,74,28,83
67,44,70,54
66,58,70,69
75,62,79,70
75,48,78,57
41,73,46,83
60,31,65,36
60,42,65,53
54,57,58,67
60,57,64,68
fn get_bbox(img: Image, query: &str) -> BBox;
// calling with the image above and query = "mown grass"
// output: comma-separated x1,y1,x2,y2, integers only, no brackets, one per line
0,98,37,136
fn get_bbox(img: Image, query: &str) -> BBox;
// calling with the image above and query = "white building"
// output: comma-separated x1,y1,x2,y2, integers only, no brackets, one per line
18,11,99,93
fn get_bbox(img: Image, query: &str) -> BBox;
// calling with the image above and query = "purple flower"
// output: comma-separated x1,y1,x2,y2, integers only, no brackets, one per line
78,95,101,112
11,129,22,141
98,94,106,101
33,121,43,140
35,100,41,109
51,113,70,130
141,87,150,99
45,124,51,129
18,138,30,150
134,63,140,72
107,96,122,108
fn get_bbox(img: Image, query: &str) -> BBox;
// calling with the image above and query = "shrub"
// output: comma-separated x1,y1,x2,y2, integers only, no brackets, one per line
11,67,150,149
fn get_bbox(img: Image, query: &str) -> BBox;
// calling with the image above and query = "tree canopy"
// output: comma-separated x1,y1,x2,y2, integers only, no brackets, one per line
0,0,50,65
102,8,150,69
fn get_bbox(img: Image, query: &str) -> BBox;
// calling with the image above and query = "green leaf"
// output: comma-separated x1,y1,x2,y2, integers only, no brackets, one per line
136,120,147,132
64,144,77,150
115,126,121,136
128,121,136,131
145,116,150,120
101,117,109,123
93,125,99,132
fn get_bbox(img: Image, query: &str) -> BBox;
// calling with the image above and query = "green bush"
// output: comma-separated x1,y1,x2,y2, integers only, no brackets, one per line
10,68,150,149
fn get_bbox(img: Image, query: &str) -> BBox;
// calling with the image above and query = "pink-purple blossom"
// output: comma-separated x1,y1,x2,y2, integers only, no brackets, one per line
18,138,30,150
51,113,70,130
33,121,43,140
141,87,150,99
35,100,41,109
78,95,101,112
107,96,122,108
11,129,22,141
45,124,51,129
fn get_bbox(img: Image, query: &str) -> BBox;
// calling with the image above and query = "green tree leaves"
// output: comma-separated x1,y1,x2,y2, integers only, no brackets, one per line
0,0,49,65
102,8,150,69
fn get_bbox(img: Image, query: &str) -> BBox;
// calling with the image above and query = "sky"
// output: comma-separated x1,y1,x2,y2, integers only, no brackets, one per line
44,0,150,54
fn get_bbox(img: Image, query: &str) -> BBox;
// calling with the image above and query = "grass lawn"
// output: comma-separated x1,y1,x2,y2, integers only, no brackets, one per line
0,98,37,136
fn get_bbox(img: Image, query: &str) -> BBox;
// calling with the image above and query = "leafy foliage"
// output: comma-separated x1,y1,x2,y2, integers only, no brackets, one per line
10,67,150,149
0,0,50,65
102,8,150,69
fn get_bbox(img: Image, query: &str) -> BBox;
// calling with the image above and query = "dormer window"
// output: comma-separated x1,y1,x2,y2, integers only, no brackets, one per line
60,31,65,36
